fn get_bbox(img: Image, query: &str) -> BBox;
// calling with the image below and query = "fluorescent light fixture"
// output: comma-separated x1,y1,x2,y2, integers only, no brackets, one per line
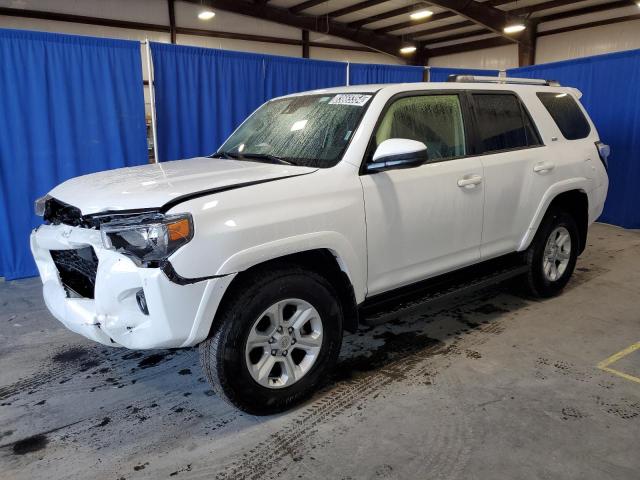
198,10,216,20
410,9,433,20
400,45,417,54
504,23,526,34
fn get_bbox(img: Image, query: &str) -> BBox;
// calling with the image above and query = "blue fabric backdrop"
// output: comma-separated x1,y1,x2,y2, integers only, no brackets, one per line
429,66,500,82
264,55,346,98
508,49,640,228
349,63,424,84
151,43,266,162
0,29,147,280
151,43,347,161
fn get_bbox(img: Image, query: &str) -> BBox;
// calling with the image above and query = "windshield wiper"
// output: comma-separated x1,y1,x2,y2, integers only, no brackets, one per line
210,151,238,160
211,151,297,166
239,153,296,166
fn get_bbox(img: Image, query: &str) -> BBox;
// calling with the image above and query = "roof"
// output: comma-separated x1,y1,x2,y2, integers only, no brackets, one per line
280,81,578,100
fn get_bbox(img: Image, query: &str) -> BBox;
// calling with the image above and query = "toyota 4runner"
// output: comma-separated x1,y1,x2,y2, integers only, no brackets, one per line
31,76,609,414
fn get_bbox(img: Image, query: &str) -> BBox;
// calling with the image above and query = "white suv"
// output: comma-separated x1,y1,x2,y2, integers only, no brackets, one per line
31,77,609,414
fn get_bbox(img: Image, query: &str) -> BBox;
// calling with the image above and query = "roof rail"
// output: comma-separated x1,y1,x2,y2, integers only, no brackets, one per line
447,74,561,87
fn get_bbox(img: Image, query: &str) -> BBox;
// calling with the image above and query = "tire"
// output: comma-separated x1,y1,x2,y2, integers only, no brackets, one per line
199,265,343,415
522,208,579,298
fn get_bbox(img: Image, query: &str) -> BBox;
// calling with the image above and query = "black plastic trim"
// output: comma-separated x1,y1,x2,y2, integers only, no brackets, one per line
160,261,227,285
365,149,429,173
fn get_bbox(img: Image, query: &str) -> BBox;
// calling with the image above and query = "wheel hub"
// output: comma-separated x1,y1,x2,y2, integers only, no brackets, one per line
543,226,571,282
245,298,323,389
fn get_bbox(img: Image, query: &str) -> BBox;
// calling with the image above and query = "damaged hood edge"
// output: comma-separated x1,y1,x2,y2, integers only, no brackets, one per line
48,157,318,215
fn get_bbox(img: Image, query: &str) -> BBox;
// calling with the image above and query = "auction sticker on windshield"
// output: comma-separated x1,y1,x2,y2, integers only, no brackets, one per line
328,94,372,106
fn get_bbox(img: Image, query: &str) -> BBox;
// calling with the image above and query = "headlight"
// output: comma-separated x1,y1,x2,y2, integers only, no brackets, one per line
101,213,193,266
34,194,51,217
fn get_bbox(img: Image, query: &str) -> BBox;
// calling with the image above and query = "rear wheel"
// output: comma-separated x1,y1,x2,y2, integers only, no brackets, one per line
199,266,343,415
522,208,579,298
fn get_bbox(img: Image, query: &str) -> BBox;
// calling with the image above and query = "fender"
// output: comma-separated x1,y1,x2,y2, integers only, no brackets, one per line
214,231,366,304
518,177,592,251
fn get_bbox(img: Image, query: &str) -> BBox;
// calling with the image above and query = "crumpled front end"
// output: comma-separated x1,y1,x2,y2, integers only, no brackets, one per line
30,223,233,349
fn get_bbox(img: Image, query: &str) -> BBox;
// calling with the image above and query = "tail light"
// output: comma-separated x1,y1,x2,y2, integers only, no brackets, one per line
595,141,610,169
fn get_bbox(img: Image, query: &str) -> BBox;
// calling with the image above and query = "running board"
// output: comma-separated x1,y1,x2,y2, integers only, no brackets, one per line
360,257,528,326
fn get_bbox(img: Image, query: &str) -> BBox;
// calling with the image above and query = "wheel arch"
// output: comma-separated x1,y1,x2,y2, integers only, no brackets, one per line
519,183,590,255
210,248,360,337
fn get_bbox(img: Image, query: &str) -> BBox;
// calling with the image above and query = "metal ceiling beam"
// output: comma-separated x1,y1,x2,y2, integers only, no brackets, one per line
418,0,531,44
375,0,512,35
347,3,425,28
326,0,390,19
427,7,640,58
0,6,373,53
289,0,328,14
538,11,640,37
182,0,406,58
409,0,611,41
537,0,637,23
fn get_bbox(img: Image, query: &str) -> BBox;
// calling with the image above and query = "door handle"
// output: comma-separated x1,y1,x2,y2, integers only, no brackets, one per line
533,162,555,173
457,174,483,189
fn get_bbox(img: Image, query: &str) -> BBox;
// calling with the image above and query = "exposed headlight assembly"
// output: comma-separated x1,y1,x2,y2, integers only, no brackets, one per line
34,194,52,217
101,213,193,266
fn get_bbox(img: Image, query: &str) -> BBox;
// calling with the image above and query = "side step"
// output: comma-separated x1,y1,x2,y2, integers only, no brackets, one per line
360,256,529,326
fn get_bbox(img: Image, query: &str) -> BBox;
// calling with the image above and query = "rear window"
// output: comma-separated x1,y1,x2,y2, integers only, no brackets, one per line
472,93,542,153
537,92,591,140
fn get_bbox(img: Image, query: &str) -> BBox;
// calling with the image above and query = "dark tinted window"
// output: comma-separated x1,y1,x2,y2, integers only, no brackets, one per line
537,92,590,140
473,94,539,153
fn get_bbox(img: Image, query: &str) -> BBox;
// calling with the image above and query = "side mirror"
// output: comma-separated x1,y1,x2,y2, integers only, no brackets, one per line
366,139,429,173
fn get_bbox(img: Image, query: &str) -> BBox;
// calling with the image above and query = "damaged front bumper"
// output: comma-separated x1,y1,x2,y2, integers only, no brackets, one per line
30,223,234,349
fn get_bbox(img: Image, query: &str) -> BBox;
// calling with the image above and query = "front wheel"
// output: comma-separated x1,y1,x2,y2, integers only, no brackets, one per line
522,208,579,298
199,266,343,415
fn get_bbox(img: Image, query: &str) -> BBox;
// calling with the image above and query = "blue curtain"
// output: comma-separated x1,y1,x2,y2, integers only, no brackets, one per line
0,29,147,280
152,43,347,162
508,49,640,228
349,63,424,84
151,43,266,162
264,55,346,98
429,67,500,82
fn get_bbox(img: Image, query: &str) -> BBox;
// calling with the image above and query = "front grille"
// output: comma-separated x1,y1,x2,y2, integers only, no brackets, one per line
50,247,99,299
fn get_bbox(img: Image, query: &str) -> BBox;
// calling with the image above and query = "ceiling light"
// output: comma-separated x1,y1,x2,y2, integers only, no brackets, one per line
198,10,215,20
410,9,433,20
400,45,417,54
504,23,526,34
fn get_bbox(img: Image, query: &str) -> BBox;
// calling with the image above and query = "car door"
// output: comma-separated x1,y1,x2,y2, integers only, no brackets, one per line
359,92,485,296
468,91,555,259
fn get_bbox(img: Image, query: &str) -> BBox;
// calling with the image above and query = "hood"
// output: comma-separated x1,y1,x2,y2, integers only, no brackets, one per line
49,157,317,215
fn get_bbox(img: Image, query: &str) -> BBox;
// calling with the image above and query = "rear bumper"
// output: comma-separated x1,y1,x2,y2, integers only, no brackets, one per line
30,223,234,349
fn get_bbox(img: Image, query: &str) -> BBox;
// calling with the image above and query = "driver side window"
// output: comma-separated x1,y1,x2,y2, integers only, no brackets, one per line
374,94,466,161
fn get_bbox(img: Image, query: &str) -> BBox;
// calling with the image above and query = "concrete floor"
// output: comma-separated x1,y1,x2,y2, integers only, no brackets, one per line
1,222,639,480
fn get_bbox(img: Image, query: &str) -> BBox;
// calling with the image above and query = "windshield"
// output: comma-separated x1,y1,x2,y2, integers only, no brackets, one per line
217,93,374,168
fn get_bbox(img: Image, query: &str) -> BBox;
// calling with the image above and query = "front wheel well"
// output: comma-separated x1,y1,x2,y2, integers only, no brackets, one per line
212,249,359,336
545,190,589,254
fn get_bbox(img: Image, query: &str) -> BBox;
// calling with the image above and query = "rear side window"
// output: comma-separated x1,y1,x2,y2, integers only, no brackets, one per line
537,92,591,140
472,93,541,153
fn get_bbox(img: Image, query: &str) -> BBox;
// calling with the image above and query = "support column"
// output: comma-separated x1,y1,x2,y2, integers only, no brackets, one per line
167,0,176,44
518,24,537,67
302,29,309,58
